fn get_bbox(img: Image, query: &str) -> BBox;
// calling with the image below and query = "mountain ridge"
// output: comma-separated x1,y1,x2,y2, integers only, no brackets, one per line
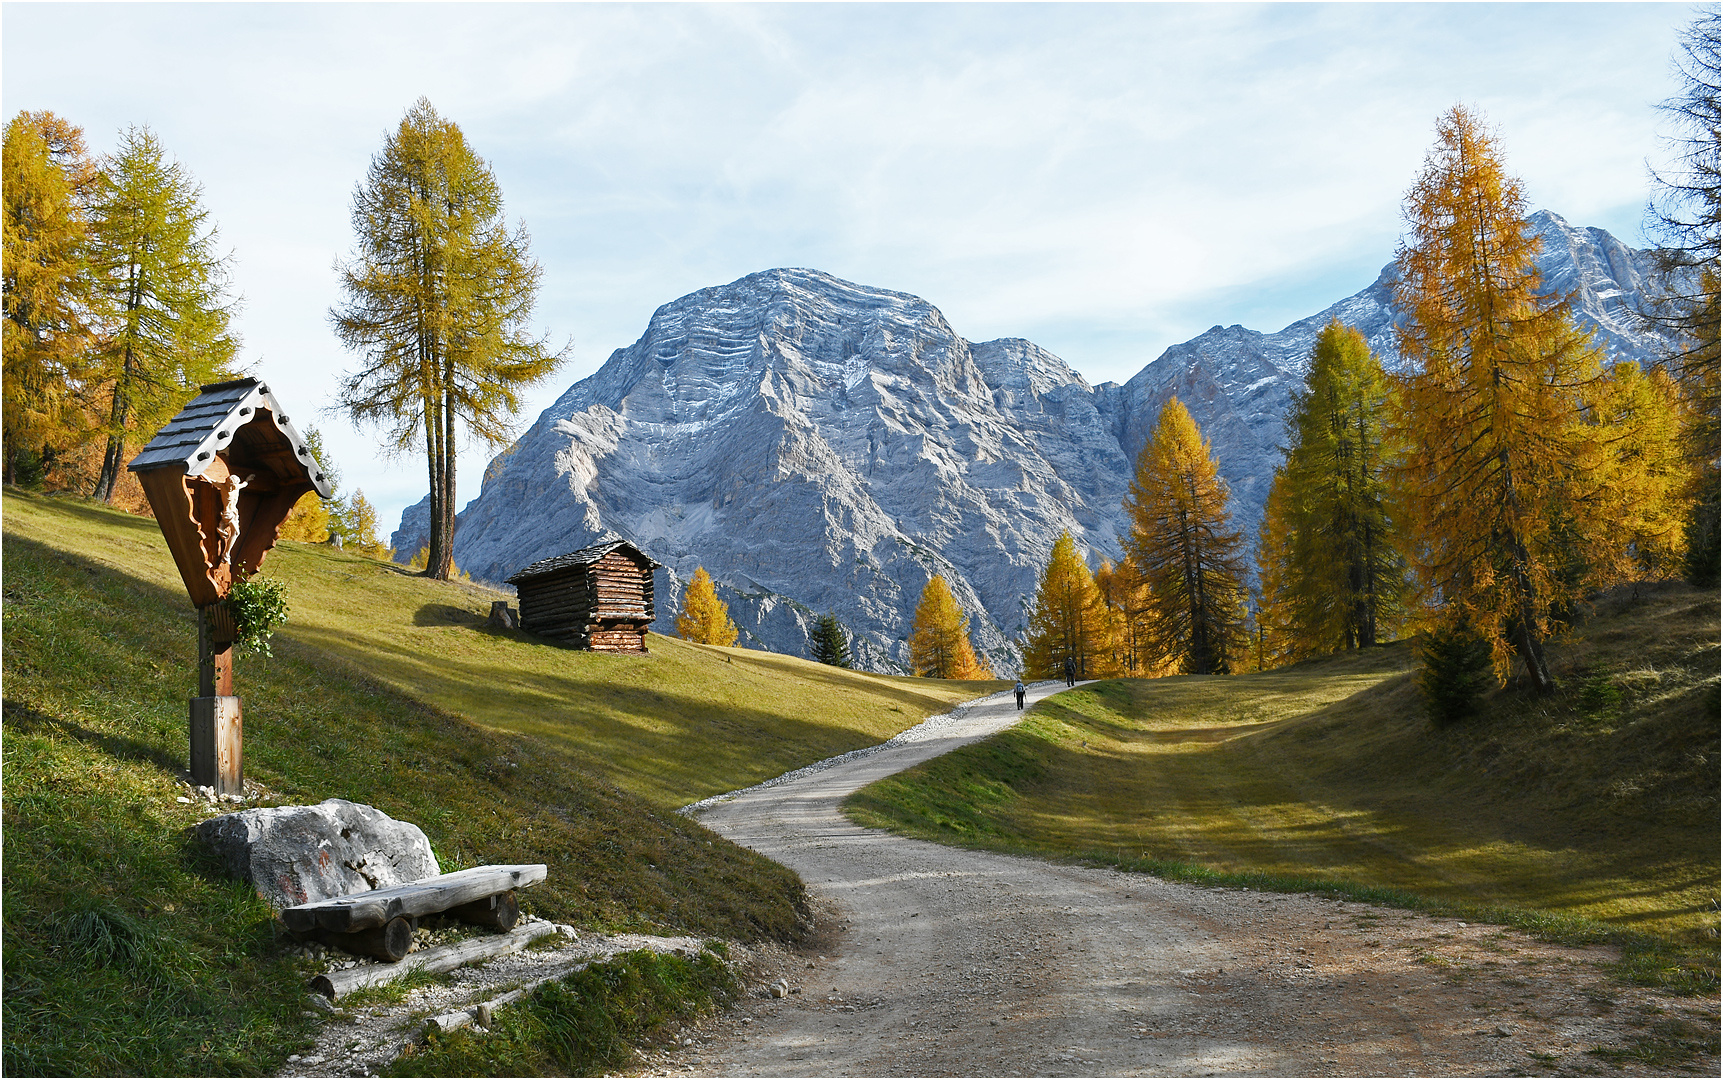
393,211,1673,673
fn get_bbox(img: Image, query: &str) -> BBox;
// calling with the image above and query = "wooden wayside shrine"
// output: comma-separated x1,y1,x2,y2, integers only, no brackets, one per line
507,540,662,652
128,378,333,795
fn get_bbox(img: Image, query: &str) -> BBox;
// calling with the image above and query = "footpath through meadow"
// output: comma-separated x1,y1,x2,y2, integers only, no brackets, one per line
661,683,1717,1078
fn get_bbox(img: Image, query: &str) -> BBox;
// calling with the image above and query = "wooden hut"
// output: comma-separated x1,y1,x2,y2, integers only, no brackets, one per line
507,540,661,652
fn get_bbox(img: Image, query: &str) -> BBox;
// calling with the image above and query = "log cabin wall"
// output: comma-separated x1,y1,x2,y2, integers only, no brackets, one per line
516,566,591,640
511,543,658,652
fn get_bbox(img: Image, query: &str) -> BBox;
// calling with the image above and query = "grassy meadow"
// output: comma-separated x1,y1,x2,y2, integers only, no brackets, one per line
0,489,996,1075
848,584,1720,990
2,490,994,806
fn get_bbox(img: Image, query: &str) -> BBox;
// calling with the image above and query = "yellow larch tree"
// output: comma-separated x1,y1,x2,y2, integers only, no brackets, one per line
908,574,990,679
1022,532,1111,679
1252,464,1307,669
1122,396,1248,674
1391,104,1618,692
1568,362,1694,582
676,566,739,646
1093,557,1160,676
3,110,98,487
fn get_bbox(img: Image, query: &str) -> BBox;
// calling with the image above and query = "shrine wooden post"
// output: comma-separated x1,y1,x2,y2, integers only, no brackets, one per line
128,378,333,795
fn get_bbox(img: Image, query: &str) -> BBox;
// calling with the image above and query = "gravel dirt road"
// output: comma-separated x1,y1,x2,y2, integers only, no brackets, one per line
654,683,1717,1077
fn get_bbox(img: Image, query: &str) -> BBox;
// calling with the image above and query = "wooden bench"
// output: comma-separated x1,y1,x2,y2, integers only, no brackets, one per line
282,864,547,962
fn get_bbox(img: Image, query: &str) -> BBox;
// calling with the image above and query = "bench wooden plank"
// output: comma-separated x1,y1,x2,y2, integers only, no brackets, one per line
281,864,546,934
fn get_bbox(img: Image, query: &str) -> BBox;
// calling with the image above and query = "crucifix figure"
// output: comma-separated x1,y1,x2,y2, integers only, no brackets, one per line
214,471,255,567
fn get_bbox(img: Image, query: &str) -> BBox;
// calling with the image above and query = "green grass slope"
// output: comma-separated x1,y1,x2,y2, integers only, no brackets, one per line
848,584,1719,990
1,490,994,1075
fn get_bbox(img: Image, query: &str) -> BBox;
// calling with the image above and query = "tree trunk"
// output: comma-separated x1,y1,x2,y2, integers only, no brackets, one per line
1500,446,1556,694
436,381,456,580
420,327,448,579
92,385,130,503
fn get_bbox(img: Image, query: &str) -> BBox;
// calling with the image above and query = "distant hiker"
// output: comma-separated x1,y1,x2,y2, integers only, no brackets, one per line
1014,679,1026,710
1063,656,1076,687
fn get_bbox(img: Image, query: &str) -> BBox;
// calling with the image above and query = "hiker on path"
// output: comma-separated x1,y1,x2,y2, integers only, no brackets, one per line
1063,656,1076,687
1014,679,1026,710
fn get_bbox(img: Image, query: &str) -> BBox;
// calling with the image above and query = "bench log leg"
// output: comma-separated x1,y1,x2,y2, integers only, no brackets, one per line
303,916,416,963
447,889,520,931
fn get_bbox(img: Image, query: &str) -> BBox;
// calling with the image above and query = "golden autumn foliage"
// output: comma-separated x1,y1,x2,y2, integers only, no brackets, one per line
1253,466,1306,668
3,111,98,487
86,126,239,502
676,566,739,647
1123,397,1248,674
337,489,391,560
1385,107,1695,702
1572,362,1693,582
1093,558,1165,677
1390,106,1693,692
908,574,990,679
1391,106,1598,692
276,428,338,543
1022,532,1110,679
331,98,566,582
276,491,331,544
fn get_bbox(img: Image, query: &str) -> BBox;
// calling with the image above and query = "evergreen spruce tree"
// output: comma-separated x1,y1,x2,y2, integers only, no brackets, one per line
808,611,852,668
908,575,989,679
1023,532,1109,679
86,125,238,502
676,567,739,647
332,98,567,580
1123,396,1248,674
1257,320,1407,658
1416,620,1495,726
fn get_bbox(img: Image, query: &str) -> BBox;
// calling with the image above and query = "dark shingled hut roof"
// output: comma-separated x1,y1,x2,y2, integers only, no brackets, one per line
506,539,662,585
127,377,334,497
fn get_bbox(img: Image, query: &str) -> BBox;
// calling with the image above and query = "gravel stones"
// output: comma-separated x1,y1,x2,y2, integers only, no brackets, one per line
194,798,437,911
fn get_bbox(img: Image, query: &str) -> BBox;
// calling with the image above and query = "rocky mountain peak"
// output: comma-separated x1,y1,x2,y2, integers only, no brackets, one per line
395,214,1672,673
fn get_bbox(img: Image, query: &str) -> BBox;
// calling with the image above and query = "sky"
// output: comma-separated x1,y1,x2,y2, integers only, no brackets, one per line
1,2,1700,534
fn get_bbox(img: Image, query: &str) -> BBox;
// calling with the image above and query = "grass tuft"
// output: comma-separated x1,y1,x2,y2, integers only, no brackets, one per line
52,904,155,967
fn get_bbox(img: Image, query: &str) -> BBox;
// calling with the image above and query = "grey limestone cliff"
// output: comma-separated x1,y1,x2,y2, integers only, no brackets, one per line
393,211,1670,673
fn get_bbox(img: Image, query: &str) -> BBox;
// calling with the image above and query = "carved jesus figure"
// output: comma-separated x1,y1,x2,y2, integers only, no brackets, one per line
215,472,254,565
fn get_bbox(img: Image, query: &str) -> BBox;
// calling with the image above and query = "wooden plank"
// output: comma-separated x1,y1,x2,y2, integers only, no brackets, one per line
310,921,565,1000
137,469,223,608
281,864,547,934
523,600,595,616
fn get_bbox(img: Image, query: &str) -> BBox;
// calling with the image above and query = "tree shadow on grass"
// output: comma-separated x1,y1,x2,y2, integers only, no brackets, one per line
2,699,182,774
413,603,483,627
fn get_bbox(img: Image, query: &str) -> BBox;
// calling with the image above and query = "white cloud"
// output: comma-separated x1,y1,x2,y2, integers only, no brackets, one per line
2,1,1695,531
